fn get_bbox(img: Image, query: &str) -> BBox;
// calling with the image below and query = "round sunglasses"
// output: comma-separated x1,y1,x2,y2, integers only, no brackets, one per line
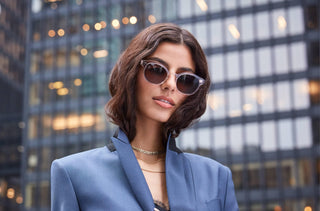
140,60,205,95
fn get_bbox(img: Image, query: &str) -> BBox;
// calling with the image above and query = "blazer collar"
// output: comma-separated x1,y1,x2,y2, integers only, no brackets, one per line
110,129,154,210
108,128,196,211
165,135,197,210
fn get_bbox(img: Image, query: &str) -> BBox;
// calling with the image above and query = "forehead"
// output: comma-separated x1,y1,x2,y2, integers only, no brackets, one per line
149,42,195,71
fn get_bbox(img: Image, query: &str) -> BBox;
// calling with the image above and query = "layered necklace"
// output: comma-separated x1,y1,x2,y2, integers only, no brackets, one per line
131,145,165,155
139,164,165,173
131,145,166,173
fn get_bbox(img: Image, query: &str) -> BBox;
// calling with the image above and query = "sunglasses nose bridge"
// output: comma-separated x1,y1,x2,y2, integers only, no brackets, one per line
160,71,177,91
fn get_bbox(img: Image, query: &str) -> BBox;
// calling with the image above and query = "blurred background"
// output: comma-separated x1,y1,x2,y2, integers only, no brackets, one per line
0,0,319,210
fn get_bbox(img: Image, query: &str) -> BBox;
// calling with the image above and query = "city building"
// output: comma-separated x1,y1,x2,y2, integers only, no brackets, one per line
23,0,319,210
0,0,27,210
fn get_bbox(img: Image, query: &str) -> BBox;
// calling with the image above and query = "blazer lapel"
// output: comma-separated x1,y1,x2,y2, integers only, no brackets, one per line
109,129,197,210
111,130,154,211
166,136,197,211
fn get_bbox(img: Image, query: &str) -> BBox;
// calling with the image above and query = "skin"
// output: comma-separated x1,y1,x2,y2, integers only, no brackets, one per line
131,42,195,208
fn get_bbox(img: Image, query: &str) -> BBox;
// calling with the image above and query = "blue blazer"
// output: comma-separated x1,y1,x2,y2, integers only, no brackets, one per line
51,129,239,210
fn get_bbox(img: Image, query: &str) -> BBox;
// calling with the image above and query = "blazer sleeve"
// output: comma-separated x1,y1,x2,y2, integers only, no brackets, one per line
51,160,80,211
223,168,239,211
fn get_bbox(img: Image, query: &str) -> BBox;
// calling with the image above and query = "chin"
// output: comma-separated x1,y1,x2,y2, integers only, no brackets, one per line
156,117,170,123
152,113,171,123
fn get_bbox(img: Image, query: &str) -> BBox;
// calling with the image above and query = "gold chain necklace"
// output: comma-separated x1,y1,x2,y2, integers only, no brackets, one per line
131,145,165,155
141,167,165,173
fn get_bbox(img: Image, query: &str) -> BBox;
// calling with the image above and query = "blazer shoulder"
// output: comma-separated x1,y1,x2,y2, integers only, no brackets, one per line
51,146,117,171
184,152,230,170
183,152,232,180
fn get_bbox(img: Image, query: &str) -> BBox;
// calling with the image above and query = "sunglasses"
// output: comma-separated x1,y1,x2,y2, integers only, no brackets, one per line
140,60,205,95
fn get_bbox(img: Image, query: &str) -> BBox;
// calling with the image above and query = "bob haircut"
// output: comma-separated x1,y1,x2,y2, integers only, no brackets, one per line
106,23,210,142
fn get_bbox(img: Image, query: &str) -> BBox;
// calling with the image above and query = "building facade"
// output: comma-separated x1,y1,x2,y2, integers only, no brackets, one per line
23,0,319,210
0,0,27,210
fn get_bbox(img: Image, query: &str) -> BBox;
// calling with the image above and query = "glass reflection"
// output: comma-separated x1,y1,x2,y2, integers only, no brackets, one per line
278,119,294,150
225,17,239,44
189,119,311,153
178,0,191,18
309,80,320,105
295,118,312,148
245,123,259,150
299,159,313,186
276,81,291,111
261,121,277,152
208,0,222,13
28,73,107,105
28,110,107,140
240,14,254,42
209,42,307,81
291,42,307,71
258,47,272,76
208,54,224,82
182,116,313,153
258,84,274,113
197,127,211,155
288,7,304,35
293,79,310,109
213,126,227,153
274,44,289,74
227,51,240,80
228,88,241,117
206,80,310,120
210,20,223,47
179,128,196,151
272,9,287,37
195,22,208,48
207,90,226,119
242,49,256,78
256,11,271,40
230,125,243,153
244,85,258,115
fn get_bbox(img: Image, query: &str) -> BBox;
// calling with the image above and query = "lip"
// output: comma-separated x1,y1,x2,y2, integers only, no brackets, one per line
152,96,175,108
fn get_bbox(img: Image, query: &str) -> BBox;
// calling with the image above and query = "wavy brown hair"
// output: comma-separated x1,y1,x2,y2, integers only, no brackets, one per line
106,23,210,142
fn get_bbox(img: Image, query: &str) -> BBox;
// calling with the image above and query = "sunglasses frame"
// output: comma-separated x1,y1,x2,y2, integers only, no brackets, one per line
140,60,205,95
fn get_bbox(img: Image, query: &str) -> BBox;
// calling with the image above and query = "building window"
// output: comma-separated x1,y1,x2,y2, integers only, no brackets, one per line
295,117,312,149
278,119,294,150
299,159,313,186
308,41,320,66
25,181,50,208
305,5,319,30
312,118,319,145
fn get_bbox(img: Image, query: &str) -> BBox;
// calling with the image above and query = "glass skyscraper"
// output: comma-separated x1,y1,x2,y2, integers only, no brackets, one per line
0,0,27,210
22,0,319,210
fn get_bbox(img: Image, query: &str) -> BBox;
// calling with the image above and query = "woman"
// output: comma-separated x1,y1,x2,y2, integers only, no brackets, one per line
51,23,239,211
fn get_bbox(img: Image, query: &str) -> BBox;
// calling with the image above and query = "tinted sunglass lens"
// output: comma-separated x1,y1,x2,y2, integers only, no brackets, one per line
144,64,167,84
177,75,199,94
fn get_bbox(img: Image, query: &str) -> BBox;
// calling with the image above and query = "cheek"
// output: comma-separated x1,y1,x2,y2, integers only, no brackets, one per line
136,71,156,104
136,71,148,94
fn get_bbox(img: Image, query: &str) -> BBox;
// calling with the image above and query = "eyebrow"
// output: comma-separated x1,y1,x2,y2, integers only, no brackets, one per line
147,57,195,73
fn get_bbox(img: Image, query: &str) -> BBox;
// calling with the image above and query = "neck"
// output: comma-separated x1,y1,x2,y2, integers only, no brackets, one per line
132,117,165,151
131,116,166,161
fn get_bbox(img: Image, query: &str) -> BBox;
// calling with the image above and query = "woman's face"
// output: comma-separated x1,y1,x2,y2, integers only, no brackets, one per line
136,42,195,124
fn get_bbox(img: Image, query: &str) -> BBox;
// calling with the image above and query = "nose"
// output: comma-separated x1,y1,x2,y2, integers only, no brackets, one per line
160,72,176,92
